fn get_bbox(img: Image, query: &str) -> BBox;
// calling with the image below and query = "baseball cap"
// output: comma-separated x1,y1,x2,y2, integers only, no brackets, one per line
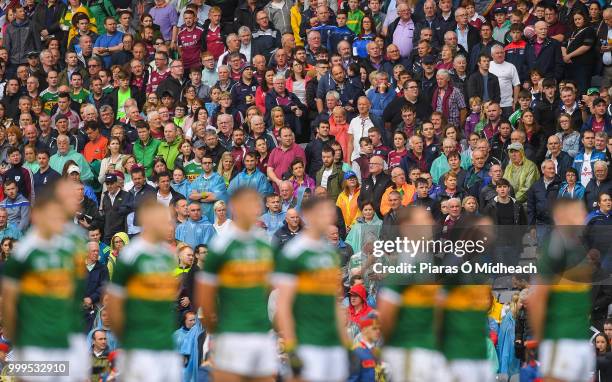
193,140,206,149
586,87,600,96
493,6,506,13
422,55,435,65
26,51,39,58
240,64,253,73
104,174,118,183
343,170,357,180
67,164,80,174
508,142,524,151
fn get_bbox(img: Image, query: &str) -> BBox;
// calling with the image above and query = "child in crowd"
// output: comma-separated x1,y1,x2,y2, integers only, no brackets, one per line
465,96,482,137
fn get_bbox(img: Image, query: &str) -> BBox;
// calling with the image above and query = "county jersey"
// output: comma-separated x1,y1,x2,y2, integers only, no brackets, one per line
538,230,592,340
273,234,342,347
442,284,491,360
380,284,440,350
40,89,59,115
183,160,204,182
178,25,204,69
3,231,75,348
199,224,273,333
108,237,178,350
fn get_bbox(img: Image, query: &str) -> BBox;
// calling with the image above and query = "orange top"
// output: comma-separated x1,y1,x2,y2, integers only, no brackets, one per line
83,136,109,163
379,183,416,216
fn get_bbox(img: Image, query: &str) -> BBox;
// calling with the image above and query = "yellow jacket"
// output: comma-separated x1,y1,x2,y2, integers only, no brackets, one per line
290,4,303,46
336,188,361,228
63,5,98,47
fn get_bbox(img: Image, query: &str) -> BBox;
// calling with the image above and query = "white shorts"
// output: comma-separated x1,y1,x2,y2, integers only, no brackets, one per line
382,346,449,382
68,333,90,381
539,339,595,382
447,359,495,382
297,345,348,382
212,332,278,377
15,346,73,382
119,349,182,382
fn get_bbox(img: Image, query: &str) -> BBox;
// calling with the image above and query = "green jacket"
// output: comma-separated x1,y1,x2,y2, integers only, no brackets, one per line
503,149,540,203
133,138,161,177
315,164,344,201
49,148,94,182
157,137,182,170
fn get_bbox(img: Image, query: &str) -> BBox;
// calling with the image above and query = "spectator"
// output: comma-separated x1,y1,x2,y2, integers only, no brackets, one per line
175,201,216,248
4,5,36,73
358,154,392,218
489,44,521,118
89,330,111,382
380,167,415,215
305,120,335,177
336,171,361,228
50,135,94,182
545,134,573,178
267,127,306,189
259,194,286,237
316,145,345,201
4,147,35,201
573,129,606,187
84,241,109,330
157,123,182,171
273,207,301,247
527,160,562,239
83,121,109,163
554,113,581,158
585,160,612,212
466,54,501,104
0,180,30,232
228,152,273,196
504,142,540,203
33,149,61,196
99,173,129,243
558,167,586,200
0,208,21,241
189,153,228,223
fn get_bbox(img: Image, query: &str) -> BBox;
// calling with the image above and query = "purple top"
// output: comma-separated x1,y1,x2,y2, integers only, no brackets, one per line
149,4,179,41
464,111,481,137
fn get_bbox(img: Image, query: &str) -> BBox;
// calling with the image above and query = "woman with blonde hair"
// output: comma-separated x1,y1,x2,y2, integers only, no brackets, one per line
461,195,479,215
217,152,238,187
213,200,232,235
268,106,286,139
336,171,361,229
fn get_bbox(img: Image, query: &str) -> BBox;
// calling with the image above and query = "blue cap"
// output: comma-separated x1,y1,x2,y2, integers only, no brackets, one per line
344,171,357,180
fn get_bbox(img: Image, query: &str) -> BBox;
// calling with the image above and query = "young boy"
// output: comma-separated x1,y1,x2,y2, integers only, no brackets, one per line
328,11,355,53
509,89,532,127
346,0,365,35
492,7,511,44
412,177,437,216
504,22,527,82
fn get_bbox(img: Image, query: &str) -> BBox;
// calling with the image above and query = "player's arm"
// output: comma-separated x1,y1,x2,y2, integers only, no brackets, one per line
274,277,298,346
527,282,549,342
105,287,126,338
195,273,218,333
377,287,400,341
1,279,19,340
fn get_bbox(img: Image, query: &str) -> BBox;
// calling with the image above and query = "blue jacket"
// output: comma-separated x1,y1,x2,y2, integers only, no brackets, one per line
572,150,606,185
497,312,519,377
85,261,109,305
585,178,612,211
190,172,228,223
546,151,573,180
171,179,191,200
557,182,586,200
259,210,286,238
175,217,217,248
0,194,30,232
327,25,354,53
348,341,379,382
0,223,22,241
228,168,273,196
366,87,396,119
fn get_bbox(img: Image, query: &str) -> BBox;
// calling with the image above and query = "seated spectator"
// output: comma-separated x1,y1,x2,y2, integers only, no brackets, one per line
558,167,586,200
345,201,382,253
585,160,612,212
336,171,361,228
380,167,416,216
259,194,286,238
50,135,94,183
0,208,22,241
228,152,273,197
316,145,345,201
273,208,302,248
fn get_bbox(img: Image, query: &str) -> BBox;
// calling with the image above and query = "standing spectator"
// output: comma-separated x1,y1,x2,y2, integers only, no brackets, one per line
0,180,30,232
573,129,606,187
358,154,392,218
504,142,540,203
525,21,564,81
99,173,129,243
177,11,205,71
316,145,345,201
431,69,467,128
252,10,282,61
558,167,586,200
489,45,520,118
545,135,573,178
93,17,124,68
49,135,94,182
305,120,335,177
466,54,501,104
189,153,228,223
149,0,178,43
267,127,306,189
4,147,35,201
133,122,161,177
175,201,216,248
380,167,415,215
84,241,109,330
3,5,36,75
273,207,302,247
157,123,182,170
527,159,562,239
561,10,597,95
33,149,61,196
83,122,109,163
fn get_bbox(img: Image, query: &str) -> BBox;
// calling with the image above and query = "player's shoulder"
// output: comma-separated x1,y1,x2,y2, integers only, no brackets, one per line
120,237,160,265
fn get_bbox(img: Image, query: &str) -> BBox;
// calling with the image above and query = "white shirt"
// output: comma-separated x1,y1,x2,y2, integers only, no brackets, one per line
157,191,173,206
604,28,612,66
240,42,252,63
348,116,374,161
321,167,333,188
581,151,593,187
489,61,520,108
